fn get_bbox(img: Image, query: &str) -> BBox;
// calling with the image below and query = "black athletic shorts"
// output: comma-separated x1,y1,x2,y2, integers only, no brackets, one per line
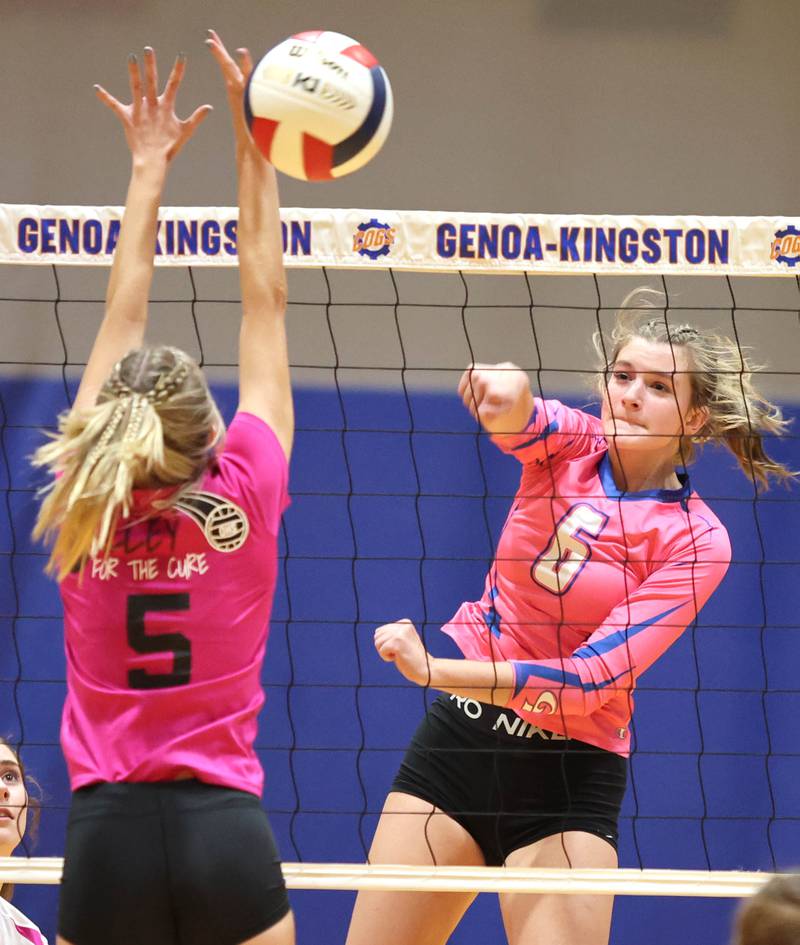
391,693,628,866
58,780,290,945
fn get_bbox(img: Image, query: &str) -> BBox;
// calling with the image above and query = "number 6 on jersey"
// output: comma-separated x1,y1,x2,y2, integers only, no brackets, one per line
531,503,609,595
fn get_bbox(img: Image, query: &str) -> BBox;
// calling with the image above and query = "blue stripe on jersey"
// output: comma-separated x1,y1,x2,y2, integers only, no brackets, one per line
511,661,630,697
333,67,388,167
572,601,687,661
511,419,559,452
510,602,688,697
482,585,502,638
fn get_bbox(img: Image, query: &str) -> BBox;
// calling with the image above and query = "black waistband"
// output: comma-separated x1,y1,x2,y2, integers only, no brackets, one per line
71,780,259,814
434,693,609,753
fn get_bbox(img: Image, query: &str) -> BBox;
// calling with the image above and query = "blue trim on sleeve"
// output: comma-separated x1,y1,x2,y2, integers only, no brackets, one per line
511,419,559,452
511,601,689,698
572,602,687,661
511,661,630,698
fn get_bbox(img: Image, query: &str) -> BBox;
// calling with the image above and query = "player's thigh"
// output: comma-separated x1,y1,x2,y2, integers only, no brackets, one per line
240,910,295,945
499,831,617,945
345,791,484,945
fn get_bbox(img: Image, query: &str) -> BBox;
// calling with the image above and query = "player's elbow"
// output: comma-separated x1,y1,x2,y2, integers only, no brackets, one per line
258,274,288,312
243,279,288,318
575,690,610,716
561,678,621,717
270,280,288,313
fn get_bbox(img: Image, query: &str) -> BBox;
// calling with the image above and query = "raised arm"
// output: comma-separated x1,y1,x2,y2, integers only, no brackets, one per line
206,31,293,460
73,48,211,414
457,362,534,436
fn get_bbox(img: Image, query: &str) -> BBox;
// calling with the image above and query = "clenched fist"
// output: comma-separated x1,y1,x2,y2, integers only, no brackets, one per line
374,619,435,687
457,363,534,434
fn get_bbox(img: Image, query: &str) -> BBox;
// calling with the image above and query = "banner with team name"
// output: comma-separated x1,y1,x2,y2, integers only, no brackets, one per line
1,204,798,276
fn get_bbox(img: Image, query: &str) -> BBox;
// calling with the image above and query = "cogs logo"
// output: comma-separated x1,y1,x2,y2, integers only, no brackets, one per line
353,218,395,260
524,692,558,715
771,225,800,268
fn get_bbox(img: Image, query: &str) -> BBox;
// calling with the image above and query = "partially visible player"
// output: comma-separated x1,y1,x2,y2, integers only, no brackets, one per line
32,36,295,945
347,292,794,945
0,738,47,945
733,874,800,945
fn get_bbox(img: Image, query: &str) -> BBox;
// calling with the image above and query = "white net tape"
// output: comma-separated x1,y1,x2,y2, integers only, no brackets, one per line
2,204,799,275
0,859,775,897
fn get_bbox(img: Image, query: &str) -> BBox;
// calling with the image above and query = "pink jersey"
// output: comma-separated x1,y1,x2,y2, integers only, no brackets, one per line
60,412,288,796
443,399,731,756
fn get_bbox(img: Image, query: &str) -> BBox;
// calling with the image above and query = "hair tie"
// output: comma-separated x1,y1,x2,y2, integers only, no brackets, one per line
148,363,190,404
672,326,700,340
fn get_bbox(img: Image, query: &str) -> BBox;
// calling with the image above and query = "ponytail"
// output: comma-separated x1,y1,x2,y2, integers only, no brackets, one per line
32,347,222,579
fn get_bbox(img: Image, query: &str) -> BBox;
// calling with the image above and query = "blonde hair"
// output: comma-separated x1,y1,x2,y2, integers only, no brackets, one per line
594,287,794,488
32,346,223,580
733,874,800,945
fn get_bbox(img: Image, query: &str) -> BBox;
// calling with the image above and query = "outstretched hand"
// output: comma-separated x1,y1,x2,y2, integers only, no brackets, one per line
374,619,435,687
205,29,257,149
95,47,212,164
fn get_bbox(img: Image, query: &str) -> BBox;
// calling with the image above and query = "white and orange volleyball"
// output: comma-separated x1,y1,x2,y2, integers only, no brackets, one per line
245,30,393,181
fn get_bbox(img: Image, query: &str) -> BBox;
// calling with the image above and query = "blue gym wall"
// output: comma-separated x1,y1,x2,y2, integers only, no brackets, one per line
2,377,798,945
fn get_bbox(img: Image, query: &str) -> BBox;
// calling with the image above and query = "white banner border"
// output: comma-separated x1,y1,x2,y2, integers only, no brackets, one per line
1,204,799,277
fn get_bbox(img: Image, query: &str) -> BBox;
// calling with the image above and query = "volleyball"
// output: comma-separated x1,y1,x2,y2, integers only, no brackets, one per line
244,30,393,181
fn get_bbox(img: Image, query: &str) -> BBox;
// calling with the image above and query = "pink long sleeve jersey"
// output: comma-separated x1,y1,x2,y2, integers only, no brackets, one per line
59,412,288,796
442,399,731,756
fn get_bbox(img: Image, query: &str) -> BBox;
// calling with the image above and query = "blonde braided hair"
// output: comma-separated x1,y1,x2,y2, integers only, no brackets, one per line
33,346,223,579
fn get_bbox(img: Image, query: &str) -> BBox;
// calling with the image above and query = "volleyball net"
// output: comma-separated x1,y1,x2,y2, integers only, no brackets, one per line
1,205,799,940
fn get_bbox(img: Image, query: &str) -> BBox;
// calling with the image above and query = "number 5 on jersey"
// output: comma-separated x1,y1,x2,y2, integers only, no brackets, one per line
127,593,192,690
531,503,609,595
